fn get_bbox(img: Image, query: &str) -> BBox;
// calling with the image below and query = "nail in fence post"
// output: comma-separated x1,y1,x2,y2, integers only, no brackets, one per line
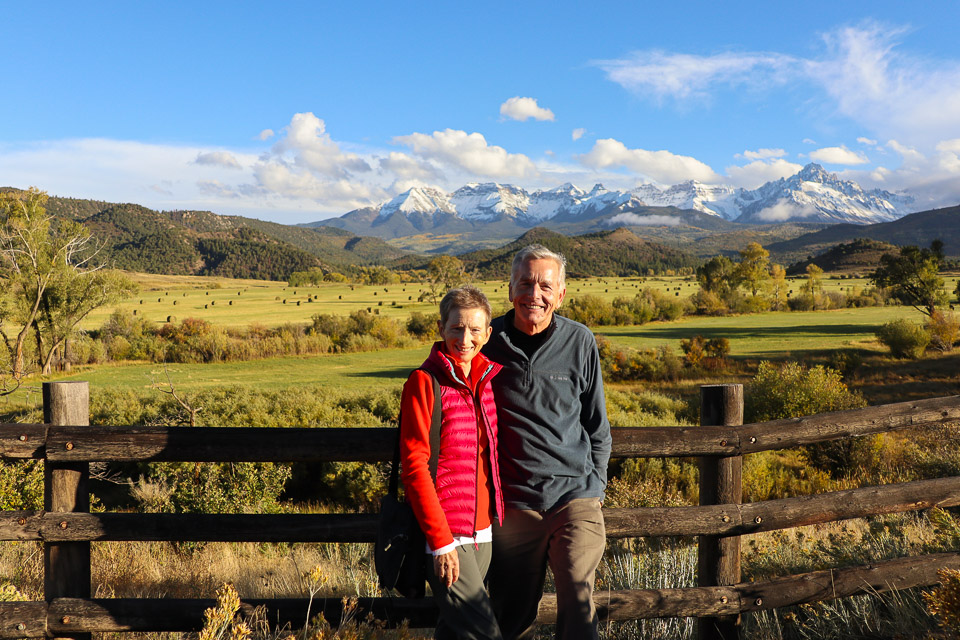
43,381,90,640
698,384,743,640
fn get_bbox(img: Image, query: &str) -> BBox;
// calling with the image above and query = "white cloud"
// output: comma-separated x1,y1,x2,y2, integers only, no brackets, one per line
802,138,817,145
499,97,556,122
755,200,819,222
736,148,786,161
606,213,680,227
194,151,242,169
857,137,878,146
378,151,440,181
579,138,720,184
270,112,371,179
935,139,960,154
572,128,586,141
886,139,925,165
809,145,869,165
594,50,797,101
726,159,804,188
257,129,275,141
394,129,538,179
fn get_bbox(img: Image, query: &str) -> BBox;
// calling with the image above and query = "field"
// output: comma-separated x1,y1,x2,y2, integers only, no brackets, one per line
82,271,928,331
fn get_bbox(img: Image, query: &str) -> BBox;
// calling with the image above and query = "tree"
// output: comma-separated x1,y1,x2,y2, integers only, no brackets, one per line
0,188,132,381
696,255,737,296
800,263,825,299
769,264,788,311
871,241,948,317
419,255,470,304
734,242,771,298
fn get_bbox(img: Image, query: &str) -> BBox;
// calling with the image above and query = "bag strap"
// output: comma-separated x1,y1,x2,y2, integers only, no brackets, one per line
388,368,441,499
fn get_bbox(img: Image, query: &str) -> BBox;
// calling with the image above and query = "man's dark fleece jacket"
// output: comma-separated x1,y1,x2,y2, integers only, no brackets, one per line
483,310,612,511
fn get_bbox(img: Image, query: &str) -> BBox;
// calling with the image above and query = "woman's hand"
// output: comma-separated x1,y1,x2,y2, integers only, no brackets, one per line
433,550,460,588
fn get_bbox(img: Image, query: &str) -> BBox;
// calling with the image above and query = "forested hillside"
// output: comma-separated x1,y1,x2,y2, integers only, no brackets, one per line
458,227,699,278
33,194,407,279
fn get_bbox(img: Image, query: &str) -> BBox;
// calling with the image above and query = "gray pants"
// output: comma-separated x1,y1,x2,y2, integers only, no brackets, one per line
489,498,606,640
426,542,503,640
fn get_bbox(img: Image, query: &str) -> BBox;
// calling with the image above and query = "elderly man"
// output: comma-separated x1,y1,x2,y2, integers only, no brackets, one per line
482,244,611,640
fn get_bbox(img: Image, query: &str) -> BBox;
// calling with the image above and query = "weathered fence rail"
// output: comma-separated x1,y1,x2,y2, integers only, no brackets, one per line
0,382,958,639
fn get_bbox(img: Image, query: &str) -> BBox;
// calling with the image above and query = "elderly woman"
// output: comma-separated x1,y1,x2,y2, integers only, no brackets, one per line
400,285,504,639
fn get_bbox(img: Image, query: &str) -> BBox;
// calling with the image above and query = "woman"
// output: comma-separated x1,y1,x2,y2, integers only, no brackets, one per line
400,285,504,639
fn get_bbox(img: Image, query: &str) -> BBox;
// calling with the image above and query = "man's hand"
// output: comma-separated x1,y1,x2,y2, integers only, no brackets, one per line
433,550,460,588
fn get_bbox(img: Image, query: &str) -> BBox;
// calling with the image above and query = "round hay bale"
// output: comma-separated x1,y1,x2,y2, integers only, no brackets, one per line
167,315,175,322
229,300,233,305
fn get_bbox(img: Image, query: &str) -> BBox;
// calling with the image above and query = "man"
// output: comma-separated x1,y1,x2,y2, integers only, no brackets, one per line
483,244,611,640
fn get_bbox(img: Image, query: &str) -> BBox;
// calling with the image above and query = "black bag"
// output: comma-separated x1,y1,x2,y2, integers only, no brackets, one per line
375,369,441,598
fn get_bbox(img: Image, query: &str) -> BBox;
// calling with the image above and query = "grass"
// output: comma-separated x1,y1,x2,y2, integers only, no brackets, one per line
88,271,954,332
37,347,428,395
596,306,918,358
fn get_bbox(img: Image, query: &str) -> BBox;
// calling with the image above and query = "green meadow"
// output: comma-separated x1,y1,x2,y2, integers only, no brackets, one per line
82,271,917,331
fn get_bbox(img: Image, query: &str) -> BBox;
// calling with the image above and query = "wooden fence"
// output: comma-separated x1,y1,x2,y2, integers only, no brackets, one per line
0,381,959,639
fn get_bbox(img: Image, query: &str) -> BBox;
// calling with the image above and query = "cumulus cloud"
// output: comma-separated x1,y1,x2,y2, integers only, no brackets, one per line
802,138,817,145
606,213,680,227
257,129,275,141
579,138,720,184
378,151,441,182
194,151,242,169
726,159,804,188
394,129,538,179
499,97,556,122
270,112,371,179
857,137,878,146
572,128,586,141
809,145,869,165
755,200,819,222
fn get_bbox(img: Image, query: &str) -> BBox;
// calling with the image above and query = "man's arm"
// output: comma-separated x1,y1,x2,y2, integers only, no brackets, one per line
580,333,612,483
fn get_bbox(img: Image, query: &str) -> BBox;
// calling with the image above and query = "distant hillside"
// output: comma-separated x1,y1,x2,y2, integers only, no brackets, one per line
34,194,408,279
785,238,900,276
767,205,960,264
455,227,698,279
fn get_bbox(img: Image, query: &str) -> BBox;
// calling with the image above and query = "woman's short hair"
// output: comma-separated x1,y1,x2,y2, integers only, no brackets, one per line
510,244,567,290
439,285,492,326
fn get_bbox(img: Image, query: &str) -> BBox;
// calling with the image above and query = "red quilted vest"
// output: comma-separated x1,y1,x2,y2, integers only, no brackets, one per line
421,344,504,537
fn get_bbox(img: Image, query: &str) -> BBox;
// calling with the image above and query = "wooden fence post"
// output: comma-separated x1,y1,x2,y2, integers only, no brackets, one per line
698,384,743,640
43,381,90,640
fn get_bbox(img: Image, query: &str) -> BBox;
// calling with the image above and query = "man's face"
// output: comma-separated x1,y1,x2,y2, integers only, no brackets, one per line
509,258,566,335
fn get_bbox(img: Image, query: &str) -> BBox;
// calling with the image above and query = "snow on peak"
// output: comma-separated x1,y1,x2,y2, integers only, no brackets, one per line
378,186,455,218
364,165,916,226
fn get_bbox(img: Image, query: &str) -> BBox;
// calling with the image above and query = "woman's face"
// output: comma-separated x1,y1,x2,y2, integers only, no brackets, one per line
438,306,492,369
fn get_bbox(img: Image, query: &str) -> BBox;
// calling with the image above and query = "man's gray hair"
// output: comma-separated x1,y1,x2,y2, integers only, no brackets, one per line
510,244,567,289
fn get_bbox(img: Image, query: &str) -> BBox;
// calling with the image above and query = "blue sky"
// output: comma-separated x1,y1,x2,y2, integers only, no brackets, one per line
3,1,960,224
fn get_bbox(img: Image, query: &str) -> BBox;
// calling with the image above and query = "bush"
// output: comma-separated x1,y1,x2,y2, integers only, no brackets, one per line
876,318,930,358
925,311,960,352
406,312,439,340
0,461,43,510
747,361,870,478
924,568,960,633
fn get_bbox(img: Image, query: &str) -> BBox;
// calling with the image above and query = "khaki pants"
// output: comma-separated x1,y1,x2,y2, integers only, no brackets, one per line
426,542,503,640
489,498,606,640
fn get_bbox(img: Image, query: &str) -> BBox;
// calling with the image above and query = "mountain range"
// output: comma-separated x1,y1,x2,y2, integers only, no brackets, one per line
311,164,917,249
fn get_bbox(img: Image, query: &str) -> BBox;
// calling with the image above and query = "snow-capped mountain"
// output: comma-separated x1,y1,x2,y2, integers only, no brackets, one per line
319,164,916,236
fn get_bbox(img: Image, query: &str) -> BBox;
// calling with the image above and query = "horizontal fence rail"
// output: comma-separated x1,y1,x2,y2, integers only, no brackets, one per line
2,552,957,638
1,382,958,640
1,475,957,543
2,394,956,463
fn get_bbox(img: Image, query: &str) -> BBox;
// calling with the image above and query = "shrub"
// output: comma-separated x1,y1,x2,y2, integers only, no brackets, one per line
406,311,439,340
0,461,43,510
876,318,930,358
924,568,960,633
747,361,870,478
925,311,960,352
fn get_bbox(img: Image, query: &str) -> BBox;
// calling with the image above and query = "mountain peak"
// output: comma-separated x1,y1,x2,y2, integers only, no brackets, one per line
796,163,832,183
